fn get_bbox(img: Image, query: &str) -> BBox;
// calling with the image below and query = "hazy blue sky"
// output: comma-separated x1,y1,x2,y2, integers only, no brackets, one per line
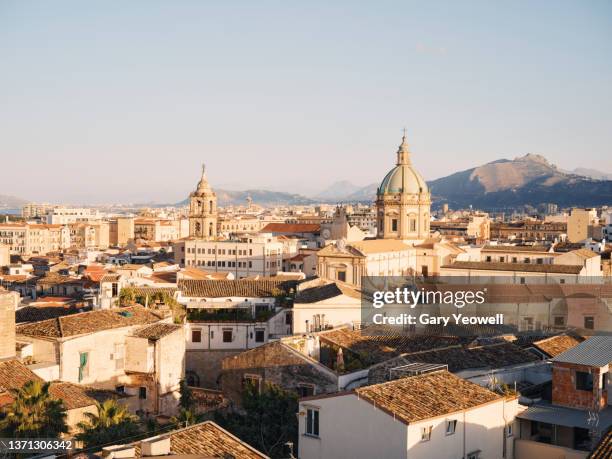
1,1,611,204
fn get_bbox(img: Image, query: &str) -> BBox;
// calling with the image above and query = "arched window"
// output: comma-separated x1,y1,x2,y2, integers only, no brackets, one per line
209,200,214,213
209,222,214,236
195,222,201,235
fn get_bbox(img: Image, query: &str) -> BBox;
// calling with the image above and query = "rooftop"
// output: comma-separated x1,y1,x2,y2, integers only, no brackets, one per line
132,421,268,458
261,222,320,233
16,305,163,339
441,261,584,274
532,334,584,358
178,278,296,298
552,336,612,367
483,245,551,253
130,323,182,341
295,281,361,303
353,371,501,424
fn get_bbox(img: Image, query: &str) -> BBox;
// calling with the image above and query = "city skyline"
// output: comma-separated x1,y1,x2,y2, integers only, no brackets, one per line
1,1,611,203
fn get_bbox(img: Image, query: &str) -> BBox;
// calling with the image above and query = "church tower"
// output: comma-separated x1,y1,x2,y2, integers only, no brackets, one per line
189,164,218,239
376,132,431,241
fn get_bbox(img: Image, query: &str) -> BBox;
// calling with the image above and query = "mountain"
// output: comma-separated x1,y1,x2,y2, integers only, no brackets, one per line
344,183,378,201
314,181,362,201
177,189,316,207
428,154,612,209
0,194,28,209
570,167,612,181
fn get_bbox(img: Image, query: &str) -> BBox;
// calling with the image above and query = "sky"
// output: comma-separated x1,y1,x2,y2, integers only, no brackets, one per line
1,0,611,204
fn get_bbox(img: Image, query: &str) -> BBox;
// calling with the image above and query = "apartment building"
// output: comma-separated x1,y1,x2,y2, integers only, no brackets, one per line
134,217,188,242
0,222,70,255
174,233,294,278
47,207,101,224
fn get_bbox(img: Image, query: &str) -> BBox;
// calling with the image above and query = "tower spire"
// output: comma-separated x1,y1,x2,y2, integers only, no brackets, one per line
396,129,411,165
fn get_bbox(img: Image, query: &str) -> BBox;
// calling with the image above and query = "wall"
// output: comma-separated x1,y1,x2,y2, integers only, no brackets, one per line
298,394,407,459
0,290,18,359
515,439,587,459
293,295,362,333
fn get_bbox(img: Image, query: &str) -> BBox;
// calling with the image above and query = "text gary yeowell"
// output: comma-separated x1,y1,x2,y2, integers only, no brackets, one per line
369,287,504,326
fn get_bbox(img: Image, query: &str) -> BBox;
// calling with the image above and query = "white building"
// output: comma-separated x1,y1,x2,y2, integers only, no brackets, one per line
47,207,101,224
299,370,520,459
174,233,297,278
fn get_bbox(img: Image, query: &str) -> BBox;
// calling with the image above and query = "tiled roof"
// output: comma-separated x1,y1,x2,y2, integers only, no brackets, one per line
16,305,163,339
261,223,320,233
570,248,599,259
589,426,612,459
100,273,122,283
131,421,268,458
295,281,361,303
48,382,97,410
16,305,86,323
441,261,583,274
532,334,583,358
319,327,466,366
0,359,42,395
132,286,178,297
178,279,296,298
131,323,182,341
483,245,551,253
354,371,501,424
369,343,538,383
553,336,612,367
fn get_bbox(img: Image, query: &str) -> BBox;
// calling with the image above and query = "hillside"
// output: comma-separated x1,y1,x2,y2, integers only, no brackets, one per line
0,194,28,209
428,154,612,209
177,189,316,207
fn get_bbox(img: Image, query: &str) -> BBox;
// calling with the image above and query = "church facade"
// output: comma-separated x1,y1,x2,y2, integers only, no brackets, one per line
188,165,218,239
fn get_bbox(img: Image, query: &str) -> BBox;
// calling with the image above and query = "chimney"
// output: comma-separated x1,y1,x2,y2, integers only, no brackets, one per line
101,444,137,458
141,434,171,457
0,289,18,360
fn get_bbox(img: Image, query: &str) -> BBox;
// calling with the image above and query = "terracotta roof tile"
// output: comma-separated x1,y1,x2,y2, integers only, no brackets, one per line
130,323,182,341
354,371,501,424
16,305,163,339
178,279,296,298
533,334,584,358
441,261,583,274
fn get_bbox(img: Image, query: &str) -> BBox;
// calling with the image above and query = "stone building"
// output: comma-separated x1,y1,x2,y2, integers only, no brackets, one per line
376,133,431,241
189,164,218,239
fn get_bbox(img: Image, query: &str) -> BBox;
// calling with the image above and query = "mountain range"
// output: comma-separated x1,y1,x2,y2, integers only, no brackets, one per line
310,154,612,209
4,155,612,209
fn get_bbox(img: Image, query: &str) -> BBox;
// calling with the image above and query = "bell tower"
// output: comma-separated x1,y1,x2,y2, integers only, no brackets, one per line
189,164,218,239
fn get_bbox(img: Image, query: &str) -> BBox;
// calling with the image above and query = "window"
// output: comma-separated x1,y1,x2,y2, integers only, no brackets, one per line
520,277,526,284
255,329,265,343
576,371,594,391
485,256,492,262
139,387,147,399
446,419,457,435
421,425,432,442
285,311,292,325
223,329,233,343
560,278,566,284
584,316,594,330
78,352,89,382
512,257,518,263
115,385,125,394
192,329,202,343
305,408,319,437
243,374,262,393
391,219,398,232
337,270,346,282
537,258,544,264
499,256,505,262
554,316,565,327
505,423,514,437
410,219,416,232
297,383,315,397
113,343,125,370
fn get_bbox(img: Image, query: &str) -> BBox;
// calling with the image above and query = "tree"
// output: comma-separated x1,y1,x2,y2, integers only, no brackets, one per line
0,380,68,438
75,399,140,448
215,383,298,459
178,379,194,411
117,287,137,306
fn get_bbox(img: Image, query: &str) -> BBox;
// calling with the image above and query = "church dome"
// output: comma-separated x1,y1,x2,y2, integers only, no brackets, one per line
378,134,428,195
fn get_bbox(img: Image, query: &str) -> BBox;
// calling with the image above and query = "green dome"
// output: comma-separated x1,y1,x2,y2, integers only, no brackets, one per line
378,164,428,195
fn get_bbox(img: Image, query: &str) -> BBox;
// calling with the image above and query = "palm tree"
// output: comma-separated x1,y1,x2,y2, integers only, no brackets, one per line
76,399,140,447
0,380,68,438
171,408,197,428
